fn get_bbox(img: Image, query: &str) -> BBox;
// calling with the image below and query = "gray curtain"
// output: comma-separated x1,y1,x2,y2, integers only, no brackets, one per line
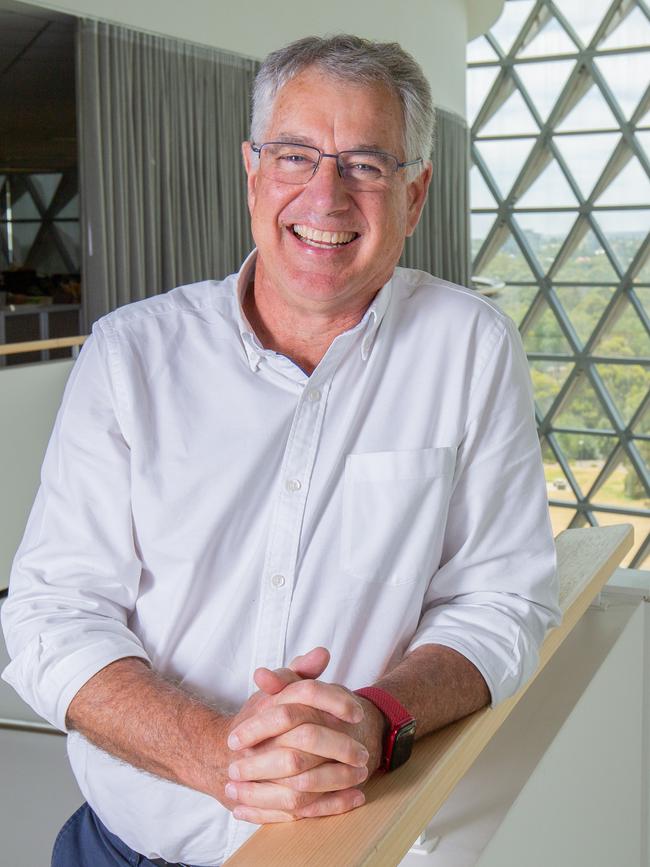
77,20,258,329
401,107,470,287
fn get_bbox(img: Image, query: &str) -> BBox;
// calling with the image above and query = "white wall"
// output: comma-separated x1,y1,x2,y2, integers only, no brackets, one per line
0,359,74,592
25,0,502,117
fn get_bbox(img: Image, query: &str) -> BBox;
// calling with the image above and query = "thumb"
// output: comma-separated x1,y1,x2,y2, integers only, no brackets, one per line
254,646,330,696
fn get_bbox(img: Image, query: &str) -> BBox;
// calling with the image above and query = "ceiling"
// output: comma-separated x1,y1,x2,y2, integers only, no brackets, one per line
0,0,77,171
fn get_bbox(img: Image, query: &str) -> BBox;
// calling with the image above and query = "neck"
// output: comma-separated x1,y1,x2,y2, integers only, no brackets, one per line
242,276,377,376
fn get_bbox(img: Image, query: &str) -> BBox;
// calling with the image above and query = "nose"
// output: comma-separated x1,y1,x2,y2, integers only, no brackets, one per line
302,153,351,212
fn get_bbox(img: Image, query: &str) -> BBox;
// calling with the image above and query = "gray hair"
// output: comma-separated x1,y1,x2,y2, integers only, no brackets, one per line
250,35,435,172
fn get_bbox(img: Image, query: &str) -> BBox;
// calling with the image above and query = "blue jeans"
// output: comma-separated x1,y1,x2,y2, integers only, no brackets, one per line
51,803,219,867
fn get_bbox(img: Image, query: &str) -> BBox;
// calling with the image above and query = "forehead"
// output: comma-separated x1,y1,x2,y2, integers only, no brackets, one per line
267,67,405,154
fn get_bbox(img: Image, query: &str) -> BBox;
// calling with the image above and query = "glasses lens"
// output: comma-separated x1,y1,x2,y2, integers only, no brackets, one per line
259,143,319,184
339,151,398,189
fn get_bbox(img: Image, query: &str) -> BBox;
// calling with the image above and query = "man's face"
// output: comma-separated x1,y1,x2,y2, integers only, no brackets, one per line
242,67,431,318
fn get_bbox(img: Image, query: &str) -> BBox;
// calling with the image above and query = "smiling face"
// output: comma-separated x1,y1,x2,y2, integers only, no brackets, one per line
242,66,431,322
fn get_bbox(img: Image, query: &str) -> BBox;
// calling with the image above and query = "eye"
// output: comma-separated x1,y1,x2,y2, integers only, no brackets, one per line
279,153,311,164
350,161,381,175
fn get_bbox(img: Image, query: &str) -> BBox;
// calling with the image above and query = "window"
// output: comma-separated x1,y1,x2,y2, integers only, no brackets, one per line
468,0,650,567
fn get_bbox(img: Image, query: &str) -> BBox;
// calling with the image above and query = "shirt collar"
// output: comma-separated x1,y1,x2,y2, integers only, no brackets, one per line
234,249,393,372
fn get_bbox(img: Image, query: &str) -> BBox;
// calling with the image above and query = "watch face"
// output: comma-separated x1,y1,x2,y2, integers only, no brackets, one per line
388,719,417,771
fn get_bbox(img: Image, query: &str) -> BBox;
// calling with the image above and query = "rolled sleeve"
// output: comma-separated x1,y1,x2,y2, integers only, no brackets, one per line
1,325,150,731
407,315,561,705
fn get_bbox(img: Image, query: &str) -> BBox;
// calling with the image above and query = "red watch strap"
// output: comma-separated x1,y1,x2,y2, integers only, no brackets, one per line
354,687,413,727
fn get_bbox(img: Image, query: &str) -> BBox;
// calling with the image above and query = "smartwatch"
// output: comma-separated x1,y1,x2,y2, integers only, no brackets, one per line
354,686,416,772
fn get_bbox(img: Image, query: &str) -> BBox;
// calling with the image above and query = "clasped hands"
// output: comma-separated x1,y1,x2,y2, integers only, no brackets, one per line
222,647,384,824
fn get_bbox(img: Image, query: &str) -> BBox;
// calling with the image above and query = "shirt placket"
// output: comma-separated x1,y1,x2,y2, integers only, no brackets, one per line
248,369,334,682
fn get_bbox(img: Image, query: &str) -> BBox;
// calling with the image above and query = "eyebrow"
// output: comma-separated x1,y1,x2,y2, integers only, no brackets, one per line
272,133,394,153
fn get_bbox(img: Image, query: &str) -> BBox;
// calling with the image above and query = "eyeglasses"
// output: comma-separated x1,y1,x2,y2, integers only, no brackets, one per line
250,142,422,192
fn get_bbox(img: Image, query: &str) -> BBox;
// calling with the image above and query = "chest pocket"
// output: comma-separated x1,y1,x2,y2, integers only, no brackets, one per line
341,447,456,586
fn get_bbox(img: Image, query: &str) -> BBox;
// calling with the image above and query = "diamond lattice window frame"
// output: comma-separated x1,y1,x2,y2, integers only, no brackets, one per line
468,0,650,568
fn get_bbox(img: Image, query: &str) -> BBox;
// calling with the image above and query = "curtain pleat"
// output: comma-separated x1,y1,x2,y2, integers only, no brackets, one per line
401,107,470,287
77,21,470,328
77,20,258,329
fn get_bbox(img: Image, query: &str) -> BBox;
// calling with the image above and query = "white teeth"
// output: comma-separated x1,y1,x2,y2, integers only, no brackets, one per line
292,224,357,246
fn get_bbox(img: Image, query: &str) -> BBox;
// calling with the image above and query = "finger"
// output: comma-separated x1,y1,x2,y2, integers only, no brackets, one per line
254,647,330,696
232,788,365,823
253,666,299,696
274,761,369,793
229,748,323,782
229,706,367,764
273,679,363,724
225,780,320,813
290,646,330,679
271,722,368,767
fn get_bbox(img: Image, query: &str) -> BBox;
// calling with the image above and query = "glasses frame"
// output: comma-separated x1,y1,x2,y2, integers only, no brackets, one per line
250,142,423,187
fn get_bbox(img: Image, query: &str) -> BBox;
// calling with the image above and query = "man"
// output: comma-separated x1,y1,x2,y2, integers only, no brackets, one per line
1,35,560,867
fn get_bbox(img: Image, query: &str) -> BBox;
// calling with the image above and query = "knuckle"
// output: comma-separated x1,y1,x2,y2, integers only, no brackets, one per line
294,771,313,792
275,705,294,728
283,789,304,811
295,723,318,750
285,750,305,775
301,679,319,702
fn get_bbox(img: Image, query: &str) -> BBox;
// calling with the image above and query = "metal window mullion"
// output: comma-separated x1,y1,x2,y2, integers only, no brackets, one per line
539,365,582,432
545,0,586,50
503,209,547,282
529,353,650,365
507,63,545,129
586,54,642,156
519,287,547,337
631,85,650,128
588,503,650,517
470,143,506,206
545,60,592,133
510,1,552,59
628,235,650,285
628,285,650,336
588,137,635,203
546,135,587,209
631,533,650,569
581,210,624,282
589,0,638,48
543,431,585,501
582,283,631,356
543,284,584,353
509,137,554,203
626,439,650,493
581,439,624,501
472,67,514,136
628,389,650,434
471,219,511,276
547,214,590,280
584,362,627,432
551,426,623,437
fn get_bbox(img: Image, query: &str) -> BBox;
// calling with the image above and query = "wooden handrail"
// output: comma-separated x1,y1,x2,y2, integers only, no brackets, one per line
0,335,87,356
224,524,634,867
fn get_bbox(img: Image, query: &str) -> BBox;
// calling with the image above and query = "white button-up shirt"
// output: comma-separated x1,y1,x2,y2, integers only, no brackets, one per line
1,253,560,865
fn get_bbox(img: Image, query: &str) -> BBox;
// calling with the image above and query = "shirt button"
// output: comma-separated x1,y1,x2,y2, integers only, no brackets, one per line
286,478,302,493
307,388,321,402
271,574,286,588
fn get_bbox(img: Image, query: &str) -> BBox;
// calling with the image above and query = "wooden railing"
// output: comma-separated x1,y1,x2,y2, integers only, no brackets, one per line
224,524,634,867
0,335,87,357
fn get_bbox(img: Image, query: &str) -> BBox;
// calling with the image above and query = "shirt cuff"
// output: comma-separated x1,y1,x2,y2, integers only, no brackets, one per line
2,631,151,732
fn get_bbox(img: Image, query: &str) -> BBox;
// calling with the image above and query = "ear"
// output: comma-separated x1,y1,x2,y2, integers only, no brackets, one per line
405,161,433,237
241,141,259,213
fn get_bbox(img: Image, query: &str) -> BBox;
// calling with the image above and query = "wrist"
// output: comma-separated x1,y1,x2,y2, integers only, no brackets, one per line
357,696,385,775
354,687,416,772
